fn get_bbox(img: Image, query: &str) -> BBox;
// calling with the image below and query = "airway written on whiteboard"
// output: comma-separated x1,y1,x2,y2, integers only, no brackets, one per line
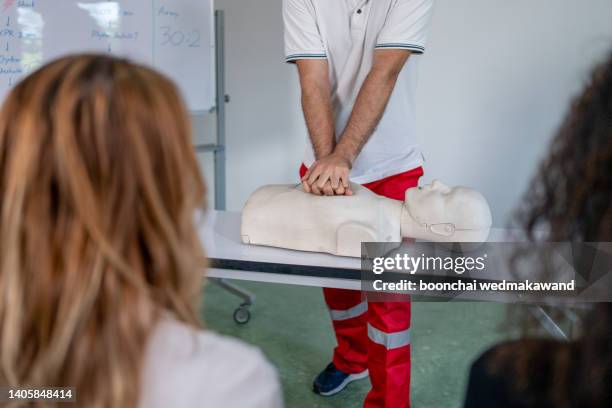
0,0,215,111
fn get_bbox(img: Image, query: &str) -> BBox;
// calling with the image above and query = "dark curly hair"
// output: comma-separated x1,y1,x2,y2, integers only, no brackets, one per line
494,52,612,407
518,56,612,242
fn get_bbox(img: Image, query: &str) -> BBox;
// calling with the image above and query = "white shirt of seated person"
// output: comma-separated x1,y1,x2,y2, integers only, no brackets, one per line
241,180,492,257
139,317,284,408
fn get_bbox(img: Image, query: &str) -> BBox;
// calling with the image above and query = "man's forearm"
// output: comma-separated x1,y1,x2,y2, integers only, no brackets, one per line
301,82,335,159
297,60,336,160
335,51,409,162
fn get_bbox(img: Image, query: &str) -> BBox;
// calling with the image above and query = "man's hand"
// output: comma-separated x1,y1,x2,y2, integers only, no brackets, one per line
301,152,353,196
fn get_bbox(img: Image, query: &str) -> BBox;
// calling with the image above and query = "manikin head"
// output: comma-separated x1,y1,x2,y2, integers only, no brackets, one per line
401,180,492,242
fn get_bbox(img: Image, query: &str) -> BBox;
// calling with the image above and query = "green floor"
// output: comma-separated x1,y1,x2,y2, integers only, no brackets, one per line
202,281,509,408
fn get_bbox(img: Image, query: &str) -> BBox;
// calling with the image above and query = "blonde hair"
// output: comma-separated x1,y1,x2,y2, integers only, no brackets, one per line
0,54,206,407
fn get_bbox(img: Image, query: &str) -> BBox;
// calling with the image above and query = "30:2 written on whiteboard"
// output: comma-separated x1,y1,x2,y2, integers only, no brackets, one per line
0,0,215,111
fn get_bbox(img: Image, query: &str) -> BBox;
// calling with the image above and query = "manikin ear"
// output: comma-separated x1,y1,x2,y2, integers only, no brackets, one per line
428,223,455,237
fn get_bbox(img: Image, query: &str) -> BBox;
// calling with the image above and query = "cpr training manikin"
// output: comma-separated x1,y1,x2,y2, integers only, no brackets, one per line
241,180,492,257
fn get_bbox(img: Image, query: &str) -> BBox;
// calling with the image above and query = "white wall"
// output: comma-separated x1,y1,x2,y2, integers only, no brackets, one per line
200,0,612,225
416,0,612,226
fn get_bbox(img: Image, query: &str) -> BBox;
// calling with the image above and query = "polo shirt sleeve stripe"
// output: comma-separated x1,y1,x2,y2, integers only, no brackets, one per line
376,0,433,56
283,0,327,64
285,53,327,63
374,43,426,54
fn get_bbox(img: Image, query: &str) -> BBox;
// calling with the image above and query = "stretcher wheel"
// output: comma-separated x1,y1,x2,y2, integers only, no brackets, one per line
233,306,251,324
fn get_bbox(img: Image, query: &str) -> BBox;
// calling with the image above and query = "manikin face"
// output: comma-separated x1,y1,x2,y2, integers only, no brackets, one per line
405,180,492,232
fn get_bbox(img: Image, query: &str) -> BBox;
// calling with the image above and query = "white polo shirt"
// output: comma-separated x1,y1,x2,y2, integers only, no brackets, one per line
283,0,434,184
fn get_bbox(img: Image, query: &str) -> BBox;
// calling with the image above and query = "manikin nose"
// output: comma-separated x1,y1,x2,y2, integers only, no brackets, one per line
431,180,451,192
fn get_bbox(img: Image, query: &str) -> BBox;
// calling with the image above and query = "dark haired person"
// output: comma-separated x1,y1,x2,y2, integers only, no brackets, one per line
463,53,612,408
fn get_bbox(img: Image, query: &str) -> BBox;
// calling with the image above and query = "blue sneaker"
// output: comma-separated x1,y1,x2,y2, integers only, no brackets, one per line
312,363,369,396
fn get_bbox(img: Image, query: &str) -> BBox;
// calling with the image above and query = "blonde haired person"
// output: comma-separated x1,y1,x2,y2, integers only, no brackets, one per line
0,54,283,408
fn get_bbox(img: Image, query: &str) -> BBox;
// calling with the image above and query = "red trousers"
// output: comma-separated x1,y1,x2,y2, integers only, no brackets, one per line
300,164,423,408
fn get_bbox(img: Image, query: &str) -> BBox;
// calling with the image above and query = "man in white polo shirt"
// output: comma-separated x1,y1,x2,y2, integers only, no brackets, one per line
283,0,433,407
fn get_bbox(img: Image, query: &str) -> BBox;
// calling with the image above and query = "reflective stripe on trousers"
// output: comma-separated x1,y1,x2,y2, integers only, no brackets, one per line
367,323,411,349
328,301,368,321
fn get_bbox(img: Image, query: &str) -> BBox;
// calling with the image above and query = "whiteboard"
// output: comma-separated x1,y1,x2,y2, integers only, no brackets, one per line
0,0,215,111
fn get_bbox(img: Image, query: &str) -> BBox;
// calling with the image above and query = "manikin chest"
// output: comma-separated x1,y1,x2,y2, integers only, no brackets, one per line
241,184,403,257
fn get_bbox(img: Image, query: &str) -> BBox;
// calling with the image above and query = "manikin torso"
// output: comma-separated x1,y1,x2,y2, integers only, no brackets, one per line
241,184,403,257
241,181,492,258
